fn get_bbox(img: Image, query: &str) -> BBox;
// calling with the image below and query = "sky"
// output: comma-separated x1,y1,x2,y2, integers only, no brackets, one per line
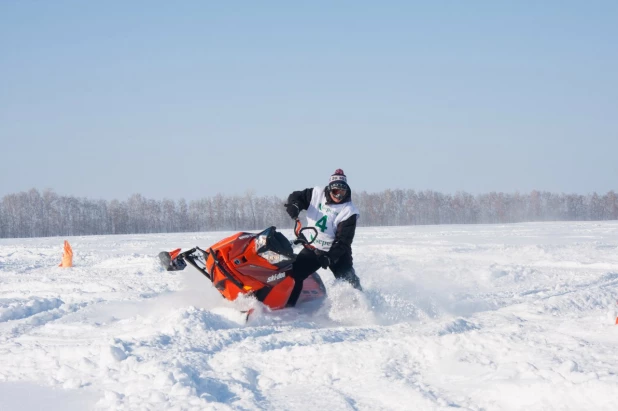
1,1,617,201
1,222,617,409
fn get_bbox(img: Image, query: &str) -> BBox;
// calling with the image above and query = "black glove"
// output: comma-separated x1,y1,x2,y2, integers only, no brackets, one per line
314,249,330,269
285,203,300,219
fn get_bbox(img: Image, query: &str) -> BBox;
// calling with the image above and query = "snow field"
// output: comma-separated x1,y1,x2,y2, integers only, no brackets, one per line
0,222,617,410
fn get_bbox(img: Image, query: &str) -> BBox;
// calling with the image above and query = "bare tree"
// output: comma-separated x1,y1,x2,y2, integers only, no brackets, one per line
2,188,618,238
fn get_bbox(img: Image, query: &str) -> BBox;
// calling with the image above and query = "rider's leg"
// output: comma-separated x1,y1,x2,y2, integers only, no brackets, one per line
330,253,362,291
286,248,321,307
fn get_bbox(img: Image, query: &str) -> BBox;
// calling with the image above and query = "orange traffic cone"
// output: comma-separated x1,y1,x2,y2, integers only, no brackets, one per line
59,240,73,267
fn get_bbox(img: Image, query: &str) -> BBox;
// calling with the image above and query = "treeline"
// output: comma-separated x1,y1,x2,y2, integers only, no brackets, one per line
0,188,617,238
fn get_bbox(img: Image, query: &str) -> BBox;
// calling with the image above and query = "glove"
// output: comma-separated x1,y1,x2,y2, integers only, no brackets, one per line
314,249,330,269
285,203,300,219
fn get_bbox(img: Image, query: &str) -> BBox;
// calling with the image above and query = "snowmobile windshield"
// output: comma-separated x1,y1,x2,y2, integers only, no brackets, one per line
254,227,295,267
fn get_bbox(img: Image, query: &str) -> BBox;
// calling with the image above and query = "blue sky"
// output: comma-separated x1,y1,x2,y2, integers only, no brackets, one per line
1,1,616,200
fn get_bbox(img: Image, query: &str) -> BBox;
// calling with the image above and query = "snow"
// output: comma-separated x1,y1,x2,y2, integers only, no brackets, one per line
1,222,617,410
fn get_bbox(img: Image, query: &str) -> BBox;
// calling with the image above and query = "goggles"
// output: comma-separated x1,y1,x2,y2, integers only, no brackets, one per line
330,188,348,200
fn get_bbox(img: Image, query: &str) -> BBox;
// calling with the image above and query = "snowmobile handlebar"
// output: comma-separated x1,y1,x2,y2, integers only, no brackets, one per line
293,219,318,249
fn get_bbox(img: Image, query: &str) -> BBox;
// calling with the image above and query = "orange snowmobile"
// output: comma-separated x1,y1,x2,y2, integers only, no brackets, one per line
158,221,326,310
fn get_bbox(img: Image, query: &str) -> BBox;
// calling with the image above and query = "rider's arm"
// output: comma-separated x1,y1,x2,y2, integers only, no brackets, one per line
286,188,314,211
329,214,358,263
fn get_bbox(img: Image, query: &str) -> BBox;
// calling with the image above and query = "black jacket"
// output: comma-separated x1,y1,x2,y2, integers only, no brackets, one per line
287,187,358,262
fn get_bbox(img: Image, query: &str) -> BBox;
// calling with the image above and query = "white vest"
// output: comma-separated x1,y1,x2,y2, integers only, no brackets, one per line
305,186,360,251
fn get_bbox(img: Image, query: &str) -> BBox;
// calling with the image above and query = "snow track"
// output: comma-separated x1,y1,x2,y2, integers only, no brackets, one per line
0,223,617,410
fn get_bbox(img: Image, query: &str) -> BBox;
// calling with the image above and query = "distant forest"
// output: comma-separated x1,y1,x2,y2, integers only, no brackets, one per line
1,188,617,238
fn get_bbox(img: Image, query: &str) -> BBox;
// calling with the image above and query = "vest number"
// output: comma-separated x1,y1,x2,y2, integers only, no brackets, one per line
315,215,328,232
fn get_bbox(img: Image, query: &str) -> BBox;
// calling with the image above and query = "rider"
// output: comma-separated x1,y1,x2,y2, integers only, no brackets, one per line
284,169,362,307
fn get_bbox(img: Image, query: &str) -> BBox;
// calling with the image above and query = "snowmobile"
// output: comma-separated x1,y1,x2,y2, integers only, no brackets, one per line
158,220,327,311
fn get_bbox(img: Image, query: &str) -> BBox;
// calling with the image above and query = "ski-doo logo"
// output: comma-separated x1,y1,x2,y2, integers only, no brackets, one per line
238,234,253,240
267,273,285,283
